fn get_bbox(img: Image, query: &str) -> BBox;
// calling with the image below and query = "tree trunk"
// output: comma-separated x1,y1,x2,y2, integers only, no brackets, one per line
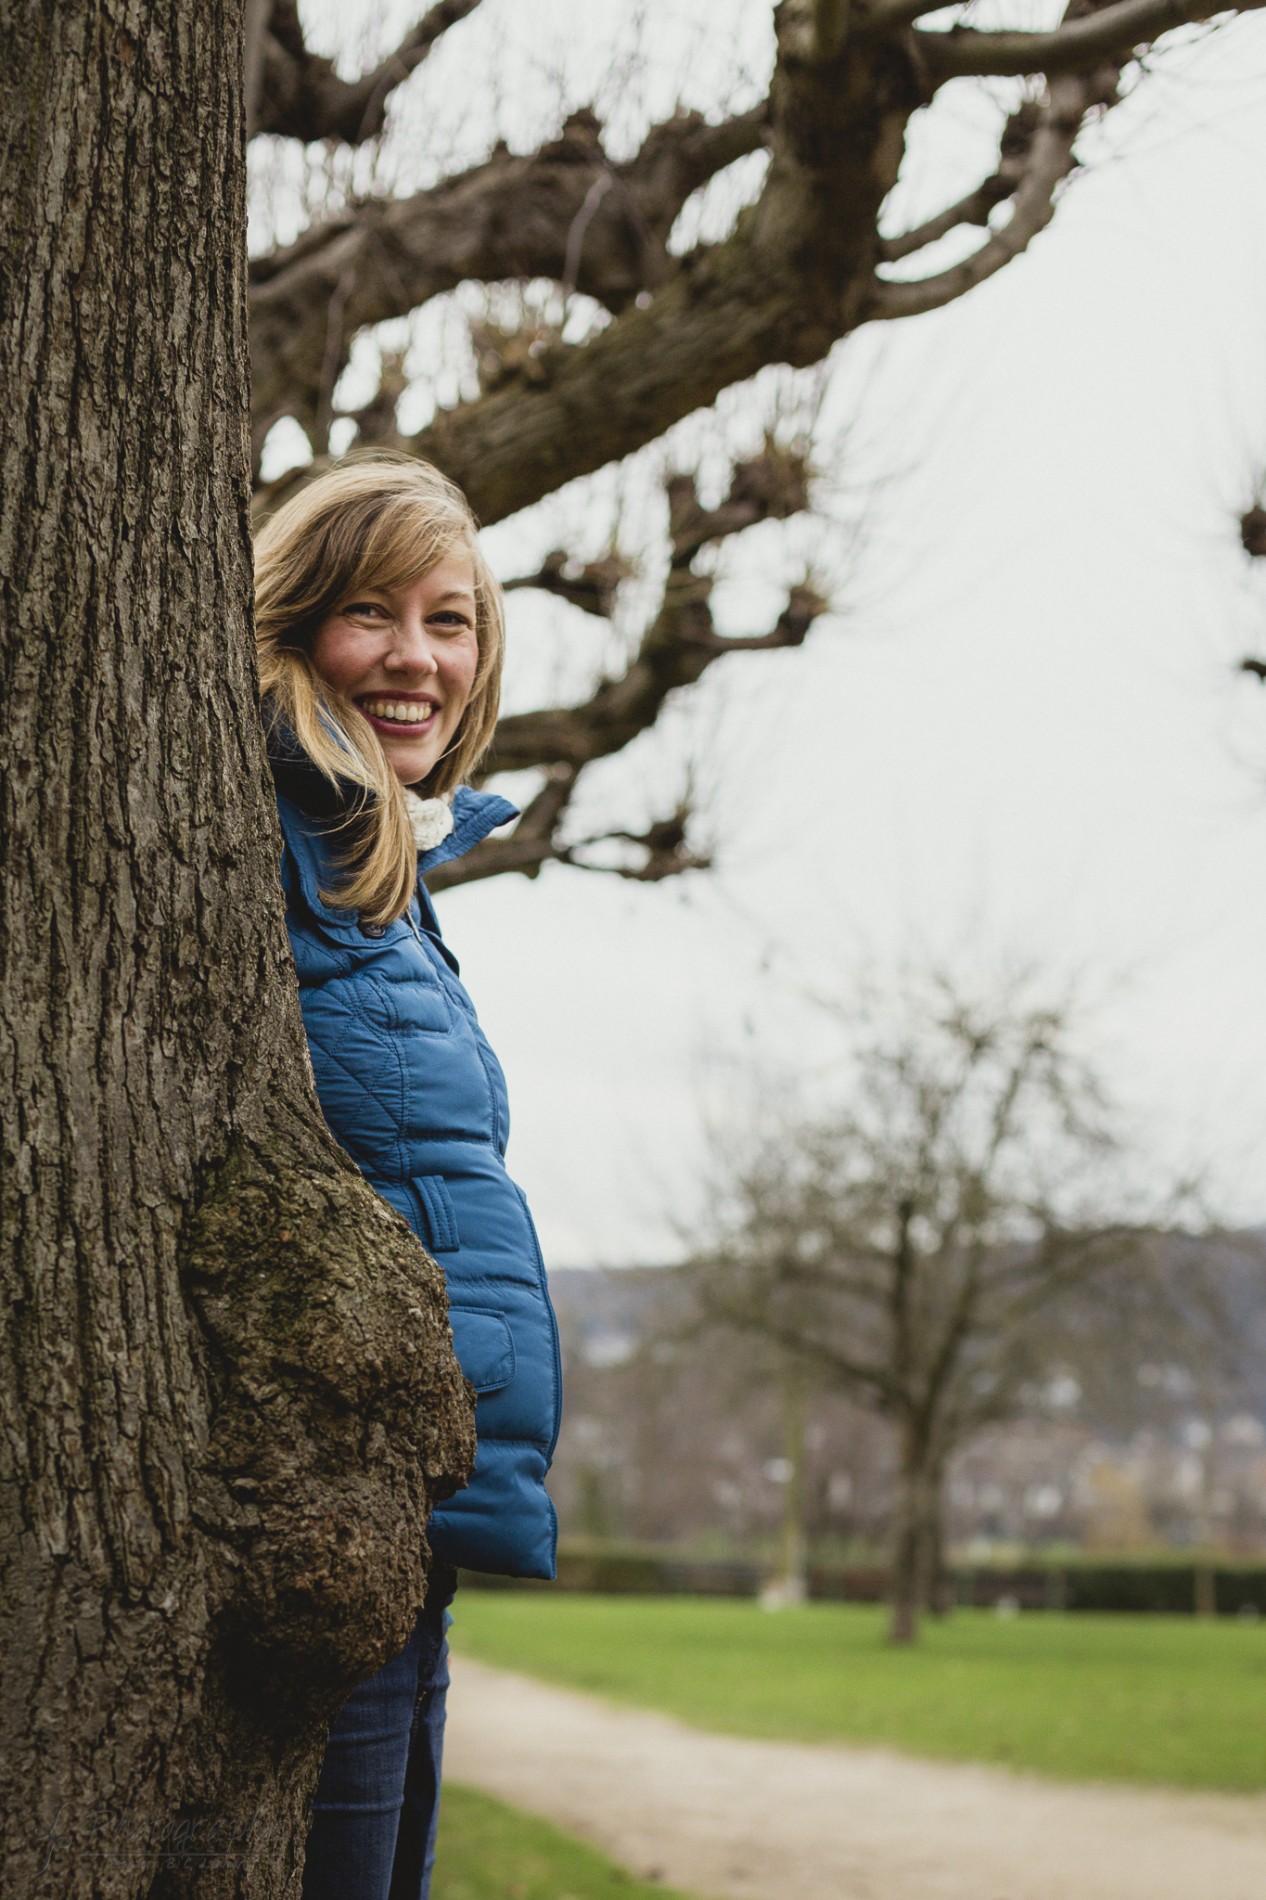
924,1480,953,1619
774,1352,809,1605
887,1425,939,1646
0,8,474,1897
1194,1560,1218,1620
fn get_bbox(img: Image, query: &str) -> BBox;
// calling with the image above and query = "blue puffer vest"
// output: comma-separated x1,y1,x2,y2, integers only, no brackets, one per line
269,727,561,1579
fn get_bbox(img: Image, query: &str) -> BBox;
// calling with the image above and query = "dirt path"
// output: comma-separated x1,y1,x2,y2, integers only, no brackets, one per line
445,1656,1266,1900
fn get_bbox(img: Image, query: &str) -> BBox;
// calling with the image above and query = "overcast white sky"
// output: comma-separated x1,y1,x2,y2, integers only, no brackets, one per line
278,2,1266,1265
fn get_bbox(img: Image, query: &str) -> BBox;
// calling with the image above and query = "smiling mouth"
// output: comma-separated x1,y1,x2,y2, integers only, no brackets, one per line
356,696,439,730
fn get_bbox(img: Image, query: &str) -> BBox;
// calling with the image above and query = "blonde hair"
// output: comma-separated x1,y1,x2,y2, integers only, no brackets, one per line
255,454,504,927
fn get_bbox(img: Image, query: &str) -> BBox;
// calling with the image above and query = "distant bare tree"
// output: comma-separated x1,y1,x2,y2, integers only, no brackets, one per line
689,971,1198,1643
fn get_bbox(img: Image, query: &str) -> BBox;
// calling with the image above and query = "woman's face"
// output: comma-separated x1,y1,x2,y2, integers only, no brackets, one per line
310,549,480,787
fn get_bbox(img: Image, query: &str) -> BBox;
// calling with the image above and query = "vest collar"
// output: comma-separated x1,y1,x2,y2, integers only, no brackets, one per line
419,786,518,875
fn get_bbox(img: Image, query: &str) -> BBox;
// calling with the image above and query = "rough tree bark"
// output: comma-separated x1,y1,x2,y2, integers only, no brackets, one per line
0,7,473,1897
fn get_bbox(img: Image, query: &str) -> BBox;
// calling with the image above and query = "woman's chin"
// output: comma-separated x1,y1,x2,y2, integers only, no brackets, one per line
383,738,443,786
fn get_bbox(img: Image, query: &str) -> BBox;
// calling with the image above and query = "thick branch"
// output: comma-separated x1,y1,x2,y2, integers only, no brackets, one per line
250,105,768,459
862,0,966,30
914,0,1258,79
253,12,930,515
407,242,837,523
245,0,271,140
256,0,484,144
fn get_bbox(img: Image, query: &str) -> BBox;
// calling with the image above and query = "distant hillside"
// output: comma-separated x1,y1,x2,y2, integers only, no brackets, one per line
543,1244,1266,1557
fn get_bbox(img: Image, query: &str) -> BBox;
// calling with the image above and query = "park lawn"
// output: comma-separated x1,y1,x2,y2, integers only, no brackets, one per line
449,1593,1266,1792
432,1782,701,1900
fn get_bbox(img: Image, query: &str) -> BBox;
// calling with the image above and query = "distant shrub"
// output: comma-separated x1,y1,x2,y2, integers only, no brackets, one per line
460,1544,1266,1615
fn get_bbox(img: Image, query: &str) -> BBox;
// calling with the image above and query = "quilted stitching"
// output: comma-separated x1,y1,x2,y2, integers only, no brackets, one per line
274,780,561,1580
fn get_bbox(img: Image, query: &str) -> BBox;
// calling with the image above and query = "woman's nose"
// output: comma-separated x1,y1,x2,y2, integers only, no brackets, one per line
385,616,439,672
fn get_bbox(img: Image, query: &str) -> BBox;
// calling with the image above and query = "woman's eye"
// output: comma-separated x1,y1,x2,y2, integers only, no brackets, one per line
344,600,387,618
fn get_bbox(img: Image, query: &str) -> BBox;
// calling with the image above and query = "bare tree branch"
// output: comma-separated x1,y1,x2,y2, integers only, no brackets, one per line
252,8,932,515
879,183,1006,263
503,549,636,620
913,0,1260,80
428,778,712,891
245,0,1266,897
428,765,579,890
589,809,713,880
667,439,812,560
251,1,1261,524
866,72,1116,322
878,102,1038,261
256,0,484,145
426,441,826,887
250,105,768,461
696,1287,899,1404
487,450,827,776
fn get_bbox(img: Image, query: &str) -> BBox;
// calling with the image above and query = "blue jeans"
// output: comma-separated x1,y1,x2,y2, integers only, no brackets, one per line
301,1568,457,1900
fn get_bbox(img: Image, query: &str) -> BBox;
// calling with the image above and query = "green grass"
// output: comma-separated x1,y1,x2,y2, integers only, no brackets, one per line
433,1782,701,1900
449,1592,1266,1791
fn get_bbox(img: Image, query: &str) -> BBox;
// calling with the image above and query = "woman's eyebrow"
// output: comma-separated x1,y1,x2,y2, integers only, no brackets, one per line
431,589,476,606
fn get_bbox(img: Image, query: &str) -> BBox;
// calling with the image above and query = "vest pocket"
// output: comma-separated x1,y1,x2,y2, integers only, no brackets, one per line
410,1175,460,1252
448,1305,515,1394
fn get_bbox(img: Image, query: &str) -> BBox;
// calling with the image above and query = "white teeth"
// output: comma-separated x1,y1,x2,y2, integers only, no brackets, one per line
362,699,433,724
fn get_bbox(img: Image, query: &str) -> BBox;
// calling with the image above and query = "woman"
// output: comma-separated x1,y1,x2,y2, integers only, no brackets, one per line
254,454,562,1900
